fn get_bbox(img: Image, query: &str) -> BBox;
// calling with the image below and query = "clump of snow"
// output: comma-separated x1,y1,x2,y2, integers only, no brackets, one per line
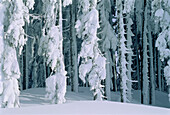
3,46,20,79
1,78,20,108
46,73,66,104
79,60,92,83
155,9,164,19
78,0,90,13
26,0,35,10
63,0,72,7
123,0,135,13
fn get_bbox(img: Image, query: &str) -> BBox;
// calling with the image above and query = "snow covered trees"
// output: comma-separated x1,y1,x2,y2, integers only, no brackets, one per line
0,0,169,109
76,0,106,100
124,0,135,102
153,0,170,101
117,0,129,102
38,0,72,104
116,0,135,103
0,0,34,108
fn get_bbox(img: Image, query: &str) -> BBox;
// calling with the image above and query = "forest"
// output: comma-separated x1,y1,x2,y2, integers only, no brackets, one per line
0,0,170,112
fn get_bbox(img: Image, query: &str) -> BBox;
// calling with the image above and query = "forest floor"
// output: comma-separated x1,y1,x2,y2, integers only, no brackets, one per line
0,87,170,115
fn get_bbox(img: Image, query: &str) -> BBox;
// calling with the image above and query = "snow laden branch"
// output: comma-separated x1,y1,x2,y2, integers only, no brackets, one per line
0,0,35,108
116,0,135,103
153,0,170,101
76,0,106,101
124,0,135,102
38,0,71,104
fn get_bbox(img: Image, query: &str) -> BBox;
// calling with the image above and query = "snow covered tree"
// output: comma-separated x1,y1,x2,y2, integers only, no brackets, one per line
116,0,135,103
38,0,72,104
0,0,34,108
97,0,117,101
153,0,170,102
76,0,106,100
117,0,128,102
124,0,135,102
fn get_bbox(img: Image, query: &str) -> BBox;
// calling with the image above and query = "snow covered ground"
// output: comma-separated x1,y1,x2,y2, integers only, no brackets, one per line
0,87,170,115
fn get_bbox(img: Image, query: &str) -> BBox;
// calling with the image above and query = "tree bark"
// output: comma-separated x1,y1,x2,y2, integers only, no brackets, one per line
70,0,78,92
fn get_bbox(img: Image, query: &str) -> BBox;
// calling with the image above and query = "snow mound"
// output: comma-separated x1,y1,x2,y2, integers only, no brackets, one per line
1,101,170,115
1,88,170,115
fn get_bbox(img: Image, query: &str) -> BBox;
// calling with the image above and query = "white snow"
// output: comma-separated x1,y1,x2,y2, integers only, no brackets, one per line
0,88,170,115
63,0,72,7
46,73,66,104
155,9,164,19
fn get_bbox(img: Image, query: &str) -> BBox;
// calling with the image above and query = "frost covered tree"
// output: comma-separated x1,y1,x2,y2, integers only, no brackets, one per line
116,0,134,103
153,0,170,102
38,0,72,104
76,0,106,100
97,0,117,101
123,0,135,102
0,0,34,108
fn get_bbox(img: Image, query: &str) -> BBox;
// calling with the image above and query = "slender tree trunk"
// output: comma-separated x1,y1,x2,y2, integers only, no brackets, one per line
161,73,164,91
19,53,24,91
70,0,78,92
32,60,38,88
147,0,155,105
105,49,111,100
158,53,162,91
142,0,149,104
112,52,117,92
43,59,46,87
25,24,29,89
134,7,140,90
148,27,155,105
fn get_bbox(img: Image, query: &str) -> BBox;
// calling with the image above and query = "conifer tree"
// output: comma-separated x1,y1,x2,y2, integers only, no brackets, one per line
38,0,72,104
76,0,106,100
0,0,34,108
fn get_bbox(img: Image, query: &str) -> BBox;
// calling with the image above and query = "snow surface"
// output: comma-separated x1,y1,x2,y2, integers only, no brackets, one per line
0,88,170,115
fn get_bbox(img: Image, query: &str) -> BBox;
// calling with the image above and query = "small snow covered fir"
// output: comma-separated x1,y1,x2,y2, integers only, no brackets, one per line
39,0,71,104
76,0,106,101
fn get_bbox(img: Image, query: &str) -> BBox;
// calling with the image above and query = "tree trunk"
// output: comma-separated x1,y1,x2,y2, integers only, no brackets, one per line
158,53,162,91
19,53,24,91
25,24,29,89
105,49,111,100
112,52,117,92
148,27,155,105
142,0,149,104
70,0,78,92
